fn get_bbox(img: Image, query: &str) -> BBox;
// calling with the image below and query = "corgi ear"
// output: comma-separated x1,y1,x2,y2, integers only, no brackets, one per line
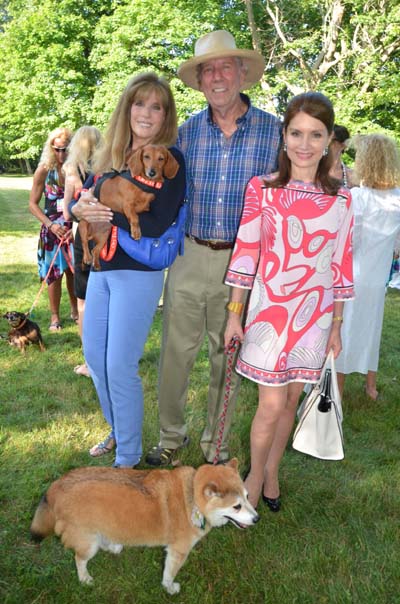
226,458,238,471
128,148,144,177
204,482,221,499
163,150,179,179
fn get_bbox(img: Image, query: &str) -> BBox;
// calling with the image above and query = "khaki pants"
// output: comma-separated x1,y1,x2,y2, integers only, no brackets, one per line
158,237,242,461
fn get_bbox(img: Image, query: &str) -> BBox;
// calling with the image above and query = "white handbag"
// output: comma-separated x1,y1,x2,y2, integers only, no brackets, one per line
292,350,344,460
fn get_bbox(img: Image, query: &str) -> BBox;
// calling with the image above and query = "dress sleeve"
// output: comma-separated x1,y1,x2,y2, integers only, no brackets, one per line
332,188,354,300
225,176,263,289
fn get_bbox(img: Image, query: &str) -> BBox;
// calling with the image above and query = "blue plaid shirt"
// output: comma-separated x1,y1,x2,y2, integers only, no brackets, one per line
177,94,281,241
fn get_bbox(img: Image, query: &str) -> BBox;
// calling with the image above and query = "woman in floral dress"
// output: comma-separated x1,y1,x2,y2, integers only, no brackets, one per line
29,127,78,330
224,92,354,509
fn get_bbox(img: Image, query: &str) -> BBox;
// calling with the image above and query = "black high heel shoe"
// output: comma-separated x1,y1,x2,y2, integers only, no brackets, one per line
262,492,281,512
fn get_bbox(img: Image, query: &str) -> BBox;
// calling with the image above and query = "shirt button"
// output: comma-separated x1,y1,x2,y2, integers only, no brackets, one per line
218,198,222,203
217,221,221,226
221,175,225,180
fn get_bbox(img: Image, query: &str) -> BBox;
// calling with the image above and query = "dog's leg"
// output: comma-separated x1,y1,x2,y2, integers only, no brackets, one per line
123,192,154,240
91,242,103,271
99,535,123,555
161,545,190,595
90,226,112,270
74,537,100,585
17,340,26,355
127,210,141,240
79,222,93,267
75,554,94,585
60,526,99,585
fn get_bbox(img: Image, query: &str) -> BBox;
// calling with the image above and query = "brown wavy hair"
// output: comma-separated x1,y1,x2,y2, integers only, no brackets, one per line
350,134,400,189
267,92,340,195
94,73,178,173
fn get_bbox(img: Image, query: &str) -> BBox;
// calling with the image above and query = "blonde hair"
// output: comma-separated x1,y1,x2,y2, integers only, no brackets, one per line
63,126,103,178
94,72,178,173
351,134,400,189
39,127,73,170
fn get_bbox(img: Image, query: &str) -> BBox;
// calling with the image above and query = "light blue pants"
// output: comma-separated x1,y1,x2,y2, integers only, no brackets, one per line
83,269,164,466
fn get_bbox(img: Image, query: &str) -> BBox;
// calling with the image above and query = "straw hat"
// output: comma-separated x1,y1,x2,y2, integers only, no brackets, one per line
177,30,265,91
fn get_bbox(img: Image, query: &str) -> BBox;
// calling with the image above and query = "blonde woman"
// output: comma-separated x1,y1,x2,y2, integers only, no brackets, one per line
69,73,186,468
29,127,77,330
63,126,104,377
336,134,400,400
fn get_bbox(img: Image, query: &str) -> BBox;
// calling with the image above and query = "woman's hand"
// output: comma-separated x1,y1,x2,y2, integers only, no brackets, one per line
224,312,244,352
72,188,113,223
49,222,70,240
326,323,342,359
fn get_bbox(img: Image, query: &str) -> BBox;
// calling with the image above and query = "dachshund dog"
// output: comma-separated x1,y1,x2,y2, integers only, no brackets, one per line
79,145,179,270
2,311,45,353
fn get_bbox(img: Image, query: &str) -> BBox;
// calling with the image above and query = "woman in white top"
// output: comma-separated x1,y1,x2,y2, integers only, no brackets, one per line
336,134,400,400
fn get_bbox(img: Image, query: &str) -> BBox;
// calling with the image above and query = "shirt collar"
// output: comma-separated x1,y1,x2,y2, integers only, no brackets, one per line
206,93,251,126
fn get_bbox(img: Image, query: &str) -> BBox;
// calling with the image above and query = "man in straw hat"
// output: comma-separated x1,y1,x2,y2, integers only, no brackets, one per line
146,30,281,467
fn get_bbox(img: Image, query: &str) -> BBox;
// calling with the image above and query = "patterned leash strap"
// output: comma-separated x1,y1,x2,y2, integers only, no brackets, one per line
213,336,241,465
27,235,68,317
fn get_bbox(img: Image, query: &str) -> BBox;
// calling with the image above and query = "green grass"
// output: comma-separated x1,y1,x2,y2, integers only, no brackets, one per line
0,182,399,604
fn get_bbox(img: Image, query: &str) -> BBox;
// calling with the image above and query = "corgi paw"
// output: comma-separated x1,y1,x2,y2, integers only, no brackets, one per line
163,580,181,595
79,572,93,585
108,543,123,554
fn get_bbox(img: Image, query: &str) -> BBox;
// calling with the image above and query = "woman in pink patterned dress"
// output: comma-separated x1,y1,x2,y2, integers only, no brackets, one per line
224,92,354,510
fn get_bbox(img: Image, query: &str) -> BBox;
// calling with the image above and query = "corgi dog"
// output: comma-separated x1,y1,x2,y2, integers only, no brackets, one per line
30,459,259,595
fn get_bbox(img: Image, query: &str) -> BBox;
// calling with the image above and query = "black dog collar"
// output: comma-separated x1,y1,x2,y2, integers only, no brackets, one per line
94,170,163,200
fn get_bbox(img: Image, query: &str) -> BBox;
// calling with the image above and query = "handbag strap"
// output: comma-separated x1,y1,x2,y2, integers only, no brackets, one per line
318,367,332,412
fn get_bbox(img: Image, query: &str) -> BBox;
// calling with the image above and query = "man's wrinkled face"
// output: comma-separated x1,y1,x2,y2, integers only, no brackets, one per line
198,57,245,112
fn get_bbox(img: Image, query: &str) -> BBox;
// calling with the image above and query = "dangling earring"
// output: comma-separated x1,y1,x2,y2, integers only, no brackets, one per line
323,147,329,156
283,143,287,152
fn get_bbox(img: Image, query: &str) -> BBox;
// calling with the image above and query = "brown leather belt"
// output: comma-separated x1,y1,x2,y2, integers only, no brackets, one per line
186,235,233,251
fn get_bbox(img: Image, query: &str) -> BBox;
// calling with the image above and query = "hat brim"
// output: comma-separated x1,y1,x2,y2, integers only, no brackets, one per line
177,49,265,91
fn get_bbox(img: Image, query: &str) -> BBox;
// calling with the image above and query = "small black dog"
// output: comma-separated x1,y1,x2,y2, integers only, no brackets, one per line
2,311,45,353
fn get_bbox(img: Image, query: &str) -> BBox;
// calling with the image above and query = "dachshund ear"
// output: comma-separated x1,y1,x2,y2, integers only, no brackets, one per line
128,148,144,177
163,150,179,179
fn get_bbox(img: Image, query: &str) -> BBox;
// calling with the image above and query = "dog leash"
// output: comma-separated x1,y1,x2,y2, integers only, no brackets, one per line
212,336,241,465
27,235,70,317
60,239,74,274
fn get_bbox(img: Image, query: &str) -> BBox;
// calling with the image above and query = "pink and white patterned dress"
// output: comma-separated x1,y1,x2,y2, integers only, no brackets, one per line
225,176,354,386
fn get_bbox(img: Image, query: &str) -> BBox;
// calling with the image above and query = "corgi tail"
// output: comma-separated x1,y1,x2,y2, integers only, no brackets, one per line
30,494,55,542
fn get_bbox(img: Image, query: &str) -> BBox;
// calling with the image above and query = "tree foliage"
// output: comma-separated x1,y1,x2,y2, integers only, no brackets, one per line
249,0,400,136
0,0,398,166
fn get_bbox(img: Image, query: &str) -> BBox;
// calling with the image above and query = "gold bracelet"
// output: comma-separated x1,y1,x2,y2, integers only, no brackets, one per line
227,301,244,315
332,316,343,322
